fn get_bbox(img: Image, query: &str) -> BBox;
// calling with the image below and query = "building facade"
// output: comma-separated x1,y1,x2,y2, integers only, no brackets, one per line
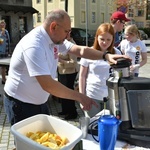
0,0,38,50
32,0,114,35
32,0,150,30
115,0,150,28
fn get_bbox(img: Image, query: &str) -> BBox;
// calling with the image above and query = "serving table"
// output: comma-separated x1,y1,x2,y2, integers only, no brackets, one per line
80,110,149,150
82,134,149,150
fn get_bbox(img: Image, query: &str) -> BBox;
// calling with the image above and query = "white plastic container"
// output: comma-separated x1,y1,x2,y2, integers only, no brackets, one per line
11,114,82,150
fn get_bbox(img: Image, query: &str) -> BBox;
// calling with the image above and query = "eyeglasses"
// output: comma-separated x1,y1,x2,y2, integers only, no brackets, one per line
120,20,126,25
56,23,71,35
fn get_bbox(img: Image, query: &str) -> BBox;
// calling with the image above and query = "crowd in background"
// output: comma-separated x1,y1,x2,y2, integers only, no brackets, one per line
56,11,147,119
0,10,147,122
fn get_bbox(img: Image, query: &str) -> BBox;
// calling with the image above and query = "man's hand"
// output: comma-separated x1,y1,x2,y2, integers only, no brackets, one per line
105,54,131,64
79,94,98,111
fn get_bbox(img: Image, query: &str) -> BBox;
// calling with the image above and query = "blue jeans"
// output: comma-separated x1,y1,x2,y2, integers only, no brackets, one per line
134,73,139,77
3,94,50,125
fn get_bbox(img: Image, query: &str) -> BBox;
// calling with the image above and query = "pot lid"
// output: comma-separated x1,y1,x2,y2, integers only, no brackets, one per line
111,58,131,68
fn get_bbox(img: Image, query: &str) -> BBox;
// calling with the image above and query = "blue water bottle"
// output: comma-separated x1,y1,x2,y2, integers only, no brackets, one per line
98,115,121,150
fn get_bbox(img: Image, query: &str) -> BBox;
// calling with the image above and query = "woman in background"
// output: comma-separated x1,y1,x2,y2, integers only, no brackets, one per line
120,24,147,77
57,34,79,120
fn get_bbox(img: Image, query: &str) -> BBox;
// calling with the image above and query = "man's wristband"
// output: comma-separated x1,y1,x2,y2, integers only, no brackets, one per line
103,51,111,61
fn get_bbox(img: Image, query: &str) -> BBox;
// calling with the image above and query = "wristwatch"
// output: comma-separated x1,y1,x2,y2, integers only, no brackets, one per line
103,51,111,61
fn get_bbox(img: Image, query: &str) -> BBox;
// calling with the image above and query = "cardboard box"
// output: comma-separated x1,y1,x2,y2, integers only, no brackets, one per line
11,114,82,150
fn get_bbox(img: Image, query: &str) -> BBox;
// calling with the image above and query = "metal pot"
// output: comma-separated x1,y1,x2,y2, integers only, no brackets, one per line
111,58,131,78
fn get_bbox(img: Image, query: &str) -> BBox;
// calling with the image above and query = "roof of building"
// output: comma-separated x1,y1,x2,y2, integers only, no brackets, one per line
0,4,38,14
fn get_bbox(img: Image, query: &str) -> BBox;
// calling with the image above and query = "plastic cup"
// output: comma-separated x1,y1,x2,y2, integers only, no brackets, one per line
79,117,90,139
0,38,4,44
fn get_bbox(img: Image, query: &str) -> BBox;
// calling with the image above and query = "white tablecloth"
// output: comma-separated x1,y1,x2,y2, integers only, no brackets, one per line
82,134,150,150
84,110,150,149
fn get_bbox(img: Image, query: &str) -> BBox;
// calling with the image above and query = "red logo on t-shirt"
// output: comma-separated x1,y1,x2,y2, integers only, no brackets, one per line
54,47,58,59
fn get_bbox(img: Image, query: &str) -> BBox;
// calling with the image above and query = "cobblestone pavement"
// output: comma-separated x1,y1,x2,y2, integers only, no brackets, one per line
0,53,150,150
139,52,150,78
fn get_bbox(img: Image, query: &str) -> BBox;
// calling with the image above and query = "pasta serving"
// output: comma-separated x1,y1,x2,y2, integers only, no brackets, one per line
26,131,69,150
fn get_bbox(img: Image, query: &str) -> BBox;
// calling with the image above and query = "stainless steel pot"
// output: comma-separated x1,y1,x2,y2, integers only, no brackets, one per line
111,58,131,78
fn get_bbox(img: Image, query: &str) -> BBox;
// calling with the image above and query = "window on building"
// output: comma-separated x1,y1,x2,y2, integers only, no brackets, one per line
128,10,134,17
101,13,104,24
137,9,144,17
37,13,41,22
48,0,52,2
128,13,134,17
128,8,134,17
146,1,150,20
92,0,96,3
147,13,150,20
36,0,41,3
136,22,144,28
92,12,96,23
81,11,85,23
146,21,150,27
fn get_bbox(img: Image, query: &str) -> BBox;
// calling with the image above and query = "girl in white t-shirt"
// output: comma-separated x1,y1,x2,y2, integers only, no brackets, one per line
79,23,119,118
120,24,147,77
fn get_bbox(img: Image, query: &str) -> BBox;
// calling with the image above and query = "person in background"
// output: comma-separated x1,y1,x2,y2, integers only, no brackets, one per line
0,20,10,84
120,24,147,77
110,11,130,49
57,34,79,120
79,23,122,118
3,9,129,126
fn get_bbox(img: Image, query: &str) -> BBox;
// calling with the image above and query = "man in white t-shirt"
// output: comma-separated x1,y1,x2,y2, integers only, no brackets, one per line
3,9,129,125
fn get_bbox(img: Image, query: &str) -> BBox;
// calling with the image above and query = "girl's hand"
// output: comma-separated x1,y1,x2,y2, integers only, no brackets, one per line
130,64,140,71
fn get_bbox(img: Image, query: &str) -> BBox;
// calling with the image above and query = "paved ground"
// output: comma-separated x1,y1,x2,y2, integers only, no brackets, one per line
143,39,150,53
0,52,150,150
139,52,150,78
